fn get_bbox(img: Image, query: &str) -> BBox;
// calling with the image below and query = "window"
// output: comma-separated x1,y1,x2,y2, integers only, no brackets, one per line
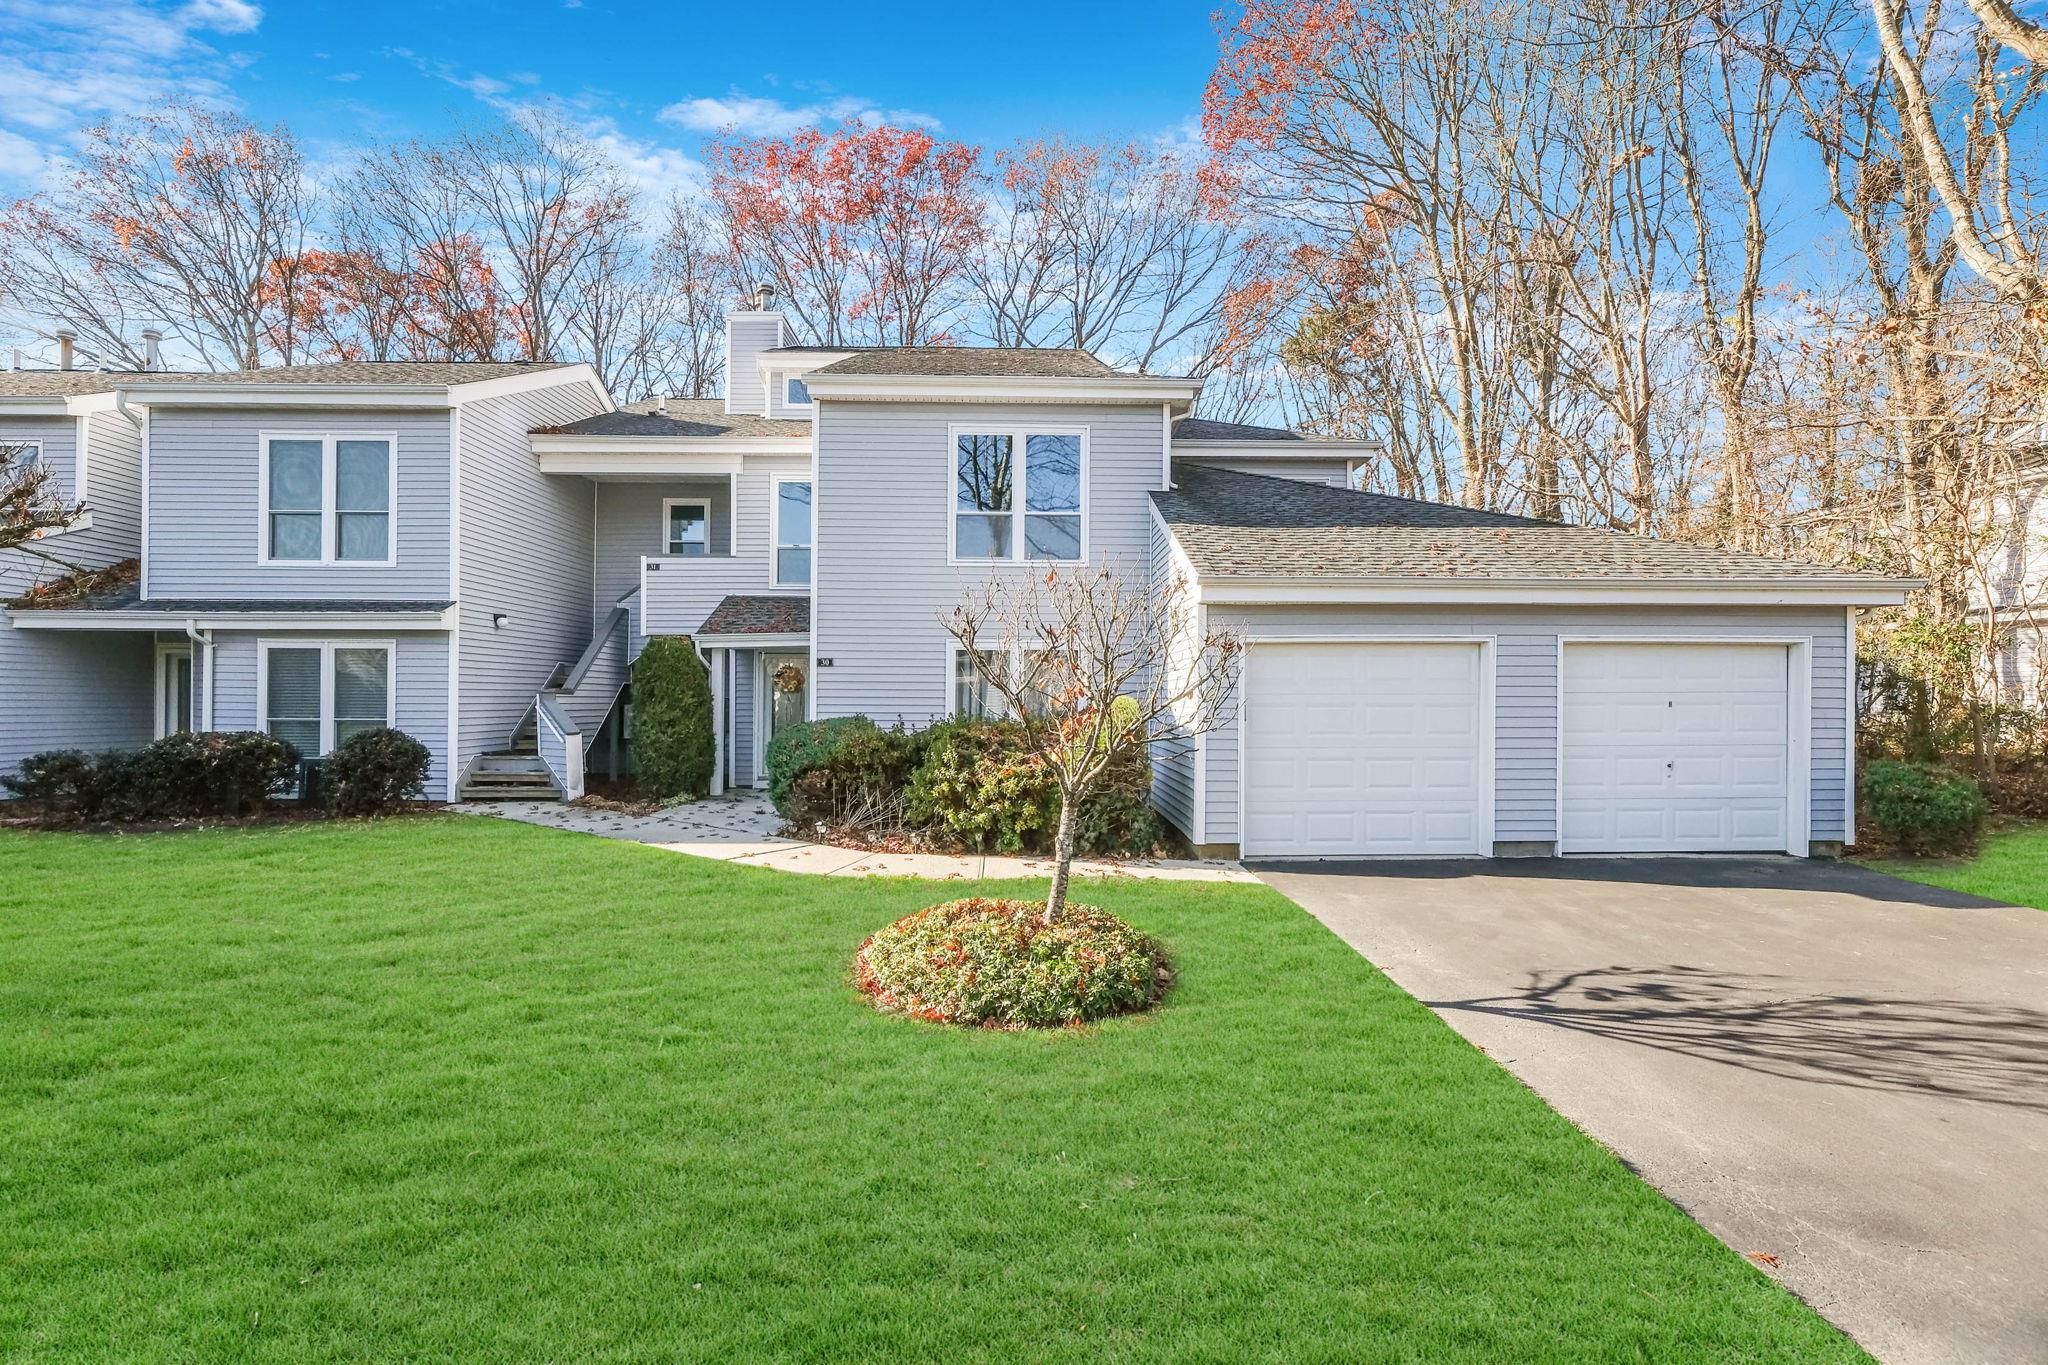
5,440,42,476
773,479,811,587
785,376,811,407
261,641,393,758
951,645,1070,719
952,647,1008,719
952,428,1084,562
665,499,710,556
260,434,394,565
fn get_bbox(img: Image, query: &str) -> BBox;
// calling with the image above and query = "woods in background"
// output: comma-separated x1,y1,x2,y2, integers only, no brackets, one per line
2,0,2046,765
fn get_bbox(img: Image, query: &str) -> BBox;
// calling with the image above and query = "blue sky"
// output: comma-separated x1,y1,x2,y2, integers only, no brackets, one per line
0,0,1225,200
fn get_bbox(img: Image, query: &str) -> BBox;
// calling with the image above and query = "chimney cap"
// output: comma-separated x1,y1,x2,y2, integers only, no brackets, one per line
752,282,777,311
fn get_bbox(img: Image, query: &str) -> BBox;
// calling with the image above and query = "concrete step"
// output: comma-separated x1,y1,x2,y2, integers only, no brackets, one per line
459,783,563,801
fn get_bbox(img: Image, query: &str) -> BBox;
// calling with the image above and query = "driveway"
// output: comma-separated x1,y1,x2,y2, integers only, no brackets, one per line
1254,857,2048,1365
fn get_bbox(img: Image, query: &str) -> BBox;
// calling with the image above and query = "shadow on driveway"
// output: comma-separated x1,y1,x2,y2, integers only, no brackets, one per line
1427,962,2048,1114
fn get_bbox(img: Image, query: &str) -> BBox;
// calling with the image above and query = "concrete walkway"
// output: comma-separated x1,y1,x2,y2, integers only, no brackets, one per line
453,793,1256,883
1256,857,2048,1365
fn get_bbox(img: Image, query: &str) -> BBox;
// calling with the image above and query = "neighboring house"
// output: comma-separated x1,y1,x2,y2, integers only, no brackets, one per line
1,289,1911,858
1969,433,2048,703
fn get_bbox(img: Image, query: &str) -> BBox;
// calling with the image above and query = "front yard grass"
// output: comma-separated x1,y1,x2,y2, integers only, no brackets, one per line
0,817,1863,1362
1859,819,2048,910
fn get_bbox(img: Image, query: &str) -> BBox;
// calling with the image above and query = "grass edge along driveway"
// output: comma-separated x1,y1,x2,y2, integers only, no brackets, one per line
1860,819,2048,911
0,816,1866,1363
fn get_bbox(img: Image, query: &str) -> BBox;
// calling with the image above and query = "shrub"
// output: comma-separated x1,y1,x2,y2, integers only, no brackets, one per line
325,727,432,815
632,637,715,800
780,724,928,831
853,898,1169,1027
124,731,301,818
902,718,1159,856
2,748,128,821
1861,759,1987,856
4,731,299,823
764,715,878,815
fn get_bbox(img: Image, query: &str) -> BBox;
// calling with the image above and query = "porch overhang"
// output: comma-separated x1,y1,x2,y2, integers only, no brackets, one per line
695,631,808,649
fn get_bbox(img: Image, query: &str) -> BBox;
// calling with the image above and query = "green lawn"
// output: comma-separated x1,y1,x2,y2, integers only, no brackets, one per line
0,817,1863,1363
1860,820,2048,909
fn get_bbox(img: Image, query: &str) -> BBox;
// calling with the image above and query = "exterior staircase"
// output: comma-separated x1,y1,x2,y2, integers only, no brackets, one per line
457,720,563,801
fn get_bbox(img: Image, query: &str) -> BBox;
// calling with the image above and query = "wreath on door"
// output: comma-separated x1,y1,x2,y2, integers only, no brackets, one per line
772,662,806,695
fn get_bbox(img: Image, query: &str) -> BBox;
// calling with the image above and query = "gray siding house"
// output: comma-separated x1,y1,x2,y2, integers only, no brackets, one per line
1,291,1911,858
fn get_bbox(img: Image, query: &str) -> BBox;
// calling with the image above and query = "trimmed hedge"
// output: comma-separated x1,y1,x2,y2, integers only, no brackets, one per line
781,725,927,832
902,718,1158,856
632,637,715,800
764,715,878,815
3,731,300,823
1861,760,1987,856
324,727,432,815
853,897,1168,1027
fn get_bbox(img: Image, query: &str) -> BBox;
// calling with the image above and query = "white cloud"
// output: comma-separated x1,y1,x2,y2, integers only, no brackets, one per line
0,0,264,185
658,90,941,138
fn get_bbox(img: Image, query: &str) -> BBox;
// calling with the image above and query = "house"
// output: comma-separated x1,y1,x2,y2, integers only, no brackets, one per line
0,288,1911,858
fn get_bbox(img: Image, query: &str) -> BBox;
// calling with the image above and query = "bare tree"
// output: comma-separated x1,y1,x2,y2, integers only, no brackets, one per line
941,568,1239,923
1,442,83,554
0,105,314,369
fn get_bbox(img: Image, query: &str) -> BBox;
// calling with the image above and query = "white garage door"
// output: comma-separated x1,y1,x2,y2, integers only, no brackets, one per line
1561,643,1792,853
1243,642,1487,858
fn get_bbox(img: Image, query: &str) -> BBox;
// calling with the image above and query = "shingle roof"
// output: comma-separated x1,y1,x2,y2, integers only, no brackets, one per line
1153,464,1896,584
811,347,1120,379
0,360,577,399
698,594,811,636
533,397,810,439
10,570,451,615
1172,417,1307,443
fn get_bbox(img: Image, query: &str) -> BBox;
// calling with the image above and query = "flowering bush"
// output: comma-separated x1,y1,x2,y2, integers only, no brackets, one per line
853,898,1169,1028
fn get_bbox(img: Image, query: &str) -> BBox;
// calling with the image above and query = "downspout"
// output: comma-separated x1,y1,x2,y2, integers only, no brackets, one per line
114,391,144,430
693,637,725,795
184,620,214,730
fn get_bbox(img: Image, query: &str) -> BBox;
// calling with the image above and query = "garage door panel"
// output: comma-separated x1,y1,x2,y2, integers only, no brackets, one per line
1563,643,1791,853
1245,642,1486,858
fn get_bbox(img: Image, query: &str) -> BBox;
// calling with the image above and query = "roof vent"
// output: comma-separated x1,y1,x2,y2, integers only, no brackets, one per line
140,328,162,372
54,327,75,371
752,282,777,311
655,392,669,415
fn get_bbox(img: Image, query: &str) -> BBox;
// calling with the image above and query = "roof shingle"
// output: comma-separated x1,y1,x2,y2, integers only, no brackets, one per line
534,397,810,439
1153,464,1895,584
1171,417,1307,443
0,360,577,399
811,347,1120,379
698,594,811,636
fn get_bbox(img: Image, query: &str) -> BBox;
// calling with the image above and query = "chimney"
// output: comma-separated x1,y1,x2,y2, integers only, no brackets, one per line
54,327,75,371
724,283,788,417
140,328,162,372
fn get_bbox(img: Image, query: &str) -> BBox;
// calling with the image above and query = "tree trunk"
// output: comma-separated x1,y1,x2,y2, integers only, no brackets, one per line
1044,795,1078,925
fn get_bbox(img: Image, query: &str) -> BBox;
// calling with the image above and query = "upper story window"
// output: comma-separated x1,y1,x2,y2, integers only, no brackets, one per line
261,434,394,565
665,499,710,556
773,479,811,587
5,440,42,477
952,428,1084,563
784,376,811,407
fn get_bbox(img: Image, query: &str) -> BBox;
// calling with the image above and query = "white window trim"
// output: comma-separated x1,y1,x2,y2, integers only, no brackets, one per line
255,638,398,758
783,374,812,407
8,438,44,474
769,476,812,588
153,642,193,739
256,431,400,568
661,497,712,557
945,642,1062,719
946,423,1089,566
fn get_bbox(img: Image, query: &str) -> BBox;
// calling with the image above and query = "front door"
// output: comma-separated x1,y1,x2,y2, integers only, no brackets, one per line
157,647,194,737
759,652,808,780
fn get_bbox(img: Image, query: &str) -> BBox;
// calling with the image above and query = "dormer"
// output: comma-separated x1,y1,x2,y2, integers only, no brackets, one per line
723,284,791,417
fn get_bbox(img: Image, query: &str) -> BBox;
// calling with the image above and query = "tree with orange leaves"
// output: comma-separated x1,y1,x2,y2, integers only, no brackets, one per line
0,104,314,370
708,122,984,346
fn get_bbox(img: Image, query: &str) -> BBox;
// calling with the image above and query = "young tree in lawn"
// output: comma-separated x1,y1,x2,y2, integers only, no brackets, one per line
942,567,1240,924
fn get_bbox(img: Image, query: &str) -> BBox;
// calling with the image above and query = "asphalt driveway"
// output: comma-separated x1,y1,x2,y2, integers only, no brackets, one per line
1254,857,2048,1365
